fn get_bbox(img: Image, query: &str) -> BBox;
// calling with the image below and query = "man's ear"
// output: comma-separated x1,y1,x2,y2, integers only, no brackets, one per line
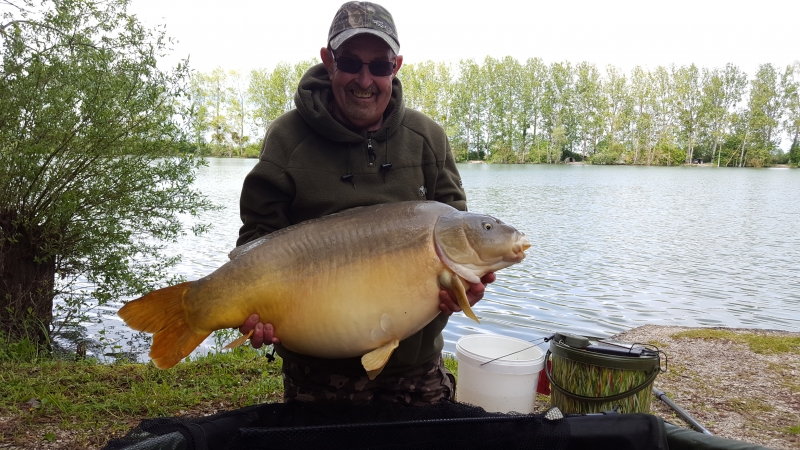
320,47,335,77
393,55,404,77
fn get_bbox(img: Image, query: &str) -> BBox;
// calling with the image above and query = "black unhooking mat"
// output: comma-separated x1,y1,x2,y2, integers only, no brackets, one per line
103,399,668,450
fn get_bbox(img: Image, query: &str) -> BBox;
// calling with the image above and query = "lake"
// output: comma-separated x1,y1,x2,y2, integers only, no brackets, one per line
82,159,800,360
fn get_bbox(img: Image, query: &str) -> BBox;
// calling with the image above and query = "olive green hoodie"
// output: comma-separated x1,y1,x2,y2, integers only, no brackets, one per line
237,63,466,376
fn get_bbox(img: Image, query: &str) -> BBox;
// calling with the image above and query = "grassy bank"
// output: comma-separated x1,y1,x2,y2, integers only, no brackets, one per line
0,347,283,448
0,346,461,449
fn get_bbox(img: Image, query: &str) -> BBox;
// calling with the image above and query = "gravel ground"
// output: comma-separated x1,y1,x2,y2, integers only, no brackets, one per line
613,325,800,450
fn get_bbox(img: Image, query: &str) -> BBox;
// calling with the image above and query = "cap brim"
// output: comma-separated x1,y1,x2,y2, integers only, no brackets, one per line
329,28,400,55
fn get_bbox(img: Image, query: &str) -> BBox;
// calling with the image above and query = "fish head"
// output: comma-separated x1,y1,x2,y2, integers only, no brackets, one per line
434,211,530,282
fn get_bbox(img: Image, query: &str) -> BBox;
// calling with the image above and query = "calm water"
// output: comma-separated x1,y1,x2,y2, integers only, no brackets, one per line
84,160,800,360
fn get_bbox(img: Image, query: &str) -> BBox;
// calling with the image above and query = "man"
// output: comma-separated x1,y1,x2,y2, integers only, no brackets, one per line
236,1,494,406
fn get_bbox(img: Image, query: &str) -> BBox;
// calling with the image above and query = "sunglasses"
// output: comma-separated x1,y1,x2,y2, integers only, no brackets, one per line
335,56,396,77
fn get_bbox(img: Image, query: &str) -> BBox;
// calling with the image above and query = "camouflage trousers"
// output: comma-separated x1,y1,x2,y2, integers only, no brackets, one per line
282,355,456,406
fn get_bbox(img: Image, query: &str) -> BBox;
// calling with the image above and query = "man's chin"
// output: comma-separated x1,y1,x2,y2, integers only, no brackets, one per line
341,106,381,129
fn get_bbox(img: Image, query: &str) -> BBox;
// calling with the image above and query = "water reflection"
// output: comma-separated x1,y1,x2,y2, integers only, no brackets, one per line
63,161,800,361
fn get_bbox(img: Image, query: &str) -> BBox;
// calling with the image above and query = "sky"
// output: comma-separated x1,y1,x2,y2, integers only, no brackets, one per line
127,0,799,77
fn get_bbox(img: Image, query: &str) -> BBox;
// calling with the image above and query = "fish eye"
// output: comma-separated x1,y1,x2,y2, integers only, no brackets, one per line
483,222,493,231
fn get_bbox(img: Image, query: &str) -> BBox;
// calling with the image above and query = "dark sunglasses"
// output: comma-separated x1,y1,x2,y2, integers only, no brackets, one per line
335,56,396,77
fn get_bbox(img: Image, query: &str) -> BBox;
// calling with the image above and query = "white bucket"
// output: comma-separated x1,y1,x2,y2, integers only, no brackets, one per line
455,334,546,414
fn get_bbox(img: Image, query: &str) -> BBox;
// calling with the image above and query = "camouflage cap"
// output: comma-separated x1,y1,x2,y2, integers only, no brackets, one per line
328,2,400,55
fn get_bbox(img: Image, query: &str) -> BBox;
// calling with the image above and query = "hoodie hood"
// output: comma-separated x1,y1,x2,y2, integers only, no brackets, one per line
294,63,405,143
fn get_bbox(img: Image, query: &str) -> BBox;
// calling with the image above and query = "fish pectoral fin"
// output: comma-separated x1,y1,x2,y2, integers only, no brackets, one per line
362,339,399,380
439,271,480,324
223,329,254,350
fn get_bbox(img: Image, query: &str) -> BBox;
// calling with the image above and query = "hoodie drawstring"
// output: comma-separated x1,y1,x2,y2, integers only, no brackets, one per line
380,126,392,182
341,143,355,188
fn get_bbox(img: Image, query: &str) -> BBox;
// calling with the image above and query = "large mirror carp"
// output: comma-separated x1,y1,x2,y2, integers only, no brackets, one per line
119,201,530,379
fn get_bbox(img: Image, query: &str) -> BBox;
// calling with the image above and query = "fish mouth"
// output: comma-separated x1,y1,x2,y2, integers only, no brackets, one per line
509,234,530,262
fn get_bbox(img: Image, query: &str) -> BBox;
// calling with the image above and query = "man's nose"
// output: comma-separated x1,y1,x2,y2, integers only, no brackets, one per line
355,64,373,88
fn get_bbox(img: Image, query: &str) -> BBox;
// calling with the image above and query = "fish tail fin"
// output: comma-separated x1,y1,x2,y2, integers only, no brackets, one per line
118,282,210,369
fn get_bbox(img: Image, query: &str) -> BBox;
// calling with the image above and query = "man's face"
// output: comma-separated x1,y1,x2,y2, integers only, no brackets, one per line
321,34,403,132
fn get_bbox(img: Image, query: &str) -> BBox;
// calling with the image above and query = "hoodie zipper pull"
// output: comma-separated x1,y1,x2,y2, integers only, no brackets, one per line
367,138,377,166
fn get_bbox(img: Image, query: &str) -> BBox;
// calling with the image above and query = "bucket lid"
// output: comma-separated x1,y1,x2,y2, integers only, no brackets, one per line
456,334,546,375
549,333,660,371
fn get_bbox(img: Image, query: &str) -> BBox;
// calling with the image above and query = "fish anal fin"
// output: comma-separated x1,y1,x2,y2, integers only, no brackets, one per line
439,271,480,324
362,339,399,380
223,330,254,350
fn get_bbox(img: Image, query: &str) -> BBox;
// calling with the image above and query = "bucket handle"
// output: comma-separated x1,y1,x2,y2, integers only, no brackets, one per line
544,350,660,404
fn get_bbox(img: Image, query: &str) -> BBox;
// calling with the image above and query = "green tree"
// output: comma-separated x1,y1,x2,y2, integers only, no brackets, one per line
401,60,455,133
698,64,747,166
674,64,702,164
742,64,783,166
650,66,678,165
543,62,576,163
600,65,631,164
574,62,605,161
186,73,211,151
248,60,314,139
630,66,655,165
520,58,548,163
0,0,211,345
205,67,230,156
227,70,250,156
781,62,800,166
450,59,488,161
485,56,526,163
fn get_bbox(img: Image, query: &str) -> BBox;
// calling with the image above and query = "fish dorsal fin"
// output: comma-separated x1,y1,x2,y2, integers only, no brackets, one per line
362,339,399,380
438,271,480,324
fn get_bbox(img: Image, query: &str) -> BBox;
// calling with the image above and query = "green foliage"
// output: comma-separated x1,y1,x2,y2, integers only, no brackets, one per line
0,0,213,342
771,149,790,165
589,143,626,165
243,142,262,158
442,352,459,382
790,138,800,166
0,333,41,363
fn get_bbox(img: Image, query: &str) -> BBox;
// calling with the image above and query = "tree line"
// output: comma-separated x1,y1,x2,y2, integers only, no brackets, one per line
188,58,800,167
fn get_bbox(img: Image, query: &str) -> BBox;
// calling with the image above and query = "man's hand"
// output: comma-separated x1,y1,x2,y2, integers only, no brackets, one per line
438,272,495,316
238,314,280,349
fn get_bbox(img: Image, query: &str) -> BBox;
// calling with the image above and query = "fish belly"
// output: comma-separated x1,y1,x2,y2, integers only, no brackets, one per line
265,246,445,358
